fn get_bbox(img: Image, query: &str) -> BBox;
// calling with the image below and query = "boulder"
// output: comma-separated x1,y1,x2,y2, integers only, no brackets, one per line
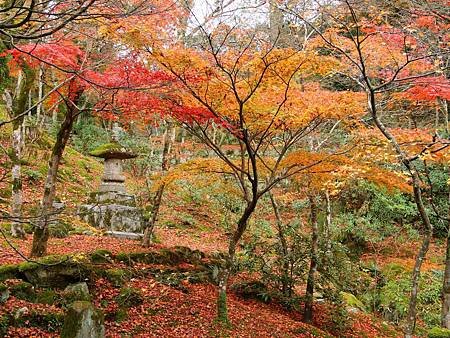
89,249,113,263
78,203,143,233
340,291,366,313
61,301,104,338
21,260,91,288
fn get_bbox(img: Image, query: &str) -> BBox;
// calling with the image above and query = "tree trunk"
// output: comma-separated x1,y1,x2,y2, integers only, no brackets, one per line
269,191,291,297
217,199,257,324
304,194,319,323
7,65,35,238
444,99,448,134
142,122,174,247
269,0,285,47
217,262,230,324
403,170,433,338
442,228,450,329
10,126,25,238
142,183,165,247
324,190,332,254
30,88,83,257
441,167,450,329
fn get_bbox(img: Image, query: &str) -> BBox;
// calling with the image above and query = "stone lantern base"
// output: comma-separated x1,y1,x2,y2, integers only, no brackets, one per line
78,191,143,233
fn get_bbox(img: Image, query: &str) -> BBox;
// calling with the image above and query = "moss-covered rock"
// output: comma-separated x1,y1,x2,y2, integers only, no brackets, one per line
116,287,143,308
21,258,92,288
89,142,136,159
17,261,39,273
61,301,104,338
0,264,19,281
115,246,204,266
341,292,366,312
1,256,95,288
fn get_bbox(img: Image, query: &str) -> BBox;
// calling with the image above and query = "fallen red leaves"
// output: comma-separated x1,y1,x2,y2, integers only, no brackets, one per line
94,278,327,338
0,232,403,338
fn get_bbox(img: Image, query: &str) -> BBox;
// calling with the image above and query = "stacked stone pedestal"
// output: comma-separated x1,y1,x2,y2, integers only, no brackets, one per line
78,141,143,235
79,191,143,233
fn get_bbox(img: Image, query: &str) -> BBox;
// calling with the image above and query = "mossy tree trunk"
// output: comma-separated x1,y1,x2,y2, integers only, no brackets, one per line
142,121,174,247
5,63,35,238
304,194,319,323
324,190,332,255
442,227,450,329
217,199,257,324
31,86,84,257
441,167,450,329
269,191,291,297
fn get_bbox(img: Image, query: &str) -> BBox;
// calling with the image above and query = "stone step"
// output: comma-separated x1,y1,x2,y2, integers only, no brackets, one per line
105,231,143,240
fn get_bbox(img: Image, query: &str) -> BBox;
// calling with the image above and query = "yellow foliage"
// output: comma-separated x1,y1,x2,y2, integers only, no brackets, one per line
283,149,411,194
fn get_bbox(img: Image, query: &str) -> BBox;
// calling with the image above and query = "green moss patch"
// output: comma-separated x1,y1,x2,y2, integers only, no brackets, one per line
116,287,143,308
89,142,136,159
104,268,130,287
89,249,113,264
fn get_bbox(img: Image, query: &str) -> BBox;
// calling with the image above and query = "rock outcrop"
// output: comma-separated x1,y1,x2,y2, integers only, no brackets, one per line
61,301,105,338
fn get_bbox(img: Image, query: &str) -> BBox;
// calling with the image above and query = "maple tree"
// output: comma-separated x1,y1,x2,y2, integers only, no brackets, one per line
282,0,449,336
114,18,368,321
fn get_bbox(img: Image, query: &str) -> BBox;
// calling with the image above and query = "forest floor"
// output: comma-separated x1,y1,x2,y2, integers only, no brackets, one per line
0,228,405,338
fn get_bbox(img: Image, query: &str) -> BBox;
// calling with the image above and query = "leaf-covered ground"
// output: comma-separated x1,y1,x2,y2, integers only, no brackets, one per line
0,230,405,338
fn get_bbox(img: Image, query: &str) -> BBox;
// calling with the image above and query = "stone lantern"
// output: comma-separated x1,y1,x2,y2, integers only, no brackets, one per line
78,128,144,236
90,142,136,197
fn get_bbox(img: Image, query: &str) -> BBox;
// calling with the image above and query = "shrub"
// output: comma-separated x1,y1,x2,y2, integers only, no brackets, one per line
48,221,73,238
429,327,450,338
231,281,272,303
0,315,9,337
13,311,64,332
23,168,43,181
35,289,59,305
